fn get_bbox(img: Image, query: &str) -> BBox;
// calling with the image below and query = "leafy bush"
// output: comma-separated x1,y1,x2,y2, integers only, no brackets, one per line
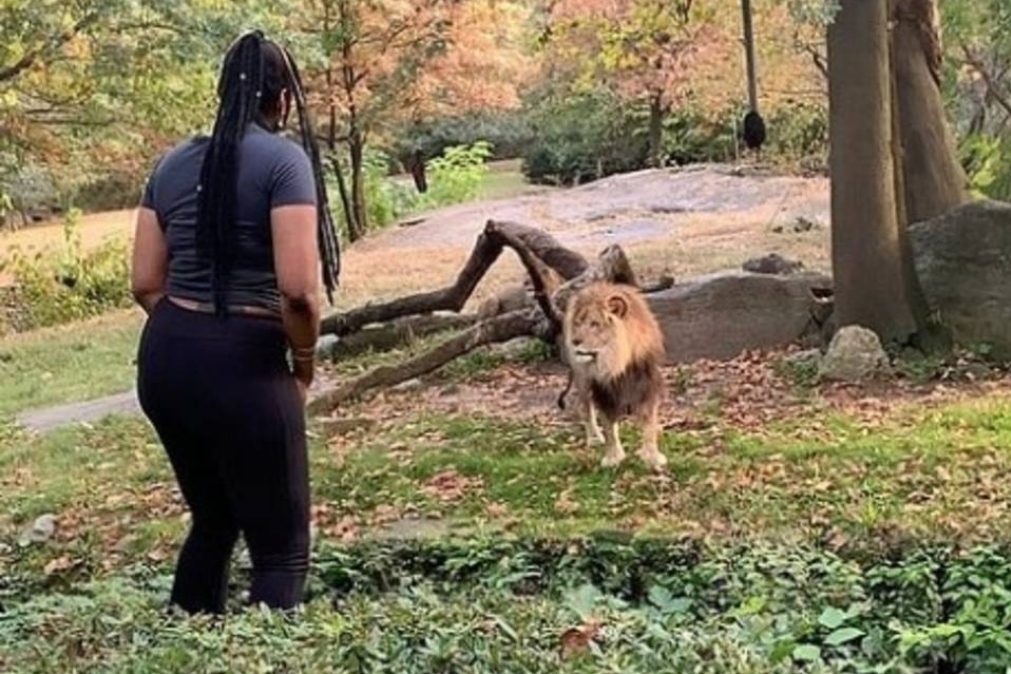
329,142,494,236
8,540,1011,672
763,101,829,171
417,141,493,209
391,110,533,163
1,210,132,331
960,132,1011,200
522,88,649,186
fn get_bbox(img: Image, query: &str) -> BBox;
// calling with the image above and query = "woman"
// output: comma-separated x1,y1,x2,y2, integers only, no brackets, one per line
130,31,340,614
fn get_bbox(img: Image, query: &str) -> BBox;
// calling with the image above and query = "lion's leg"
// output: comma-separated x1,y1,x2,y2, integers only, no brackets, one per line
577,374,604,447
601,418,626,468
636,401,667,472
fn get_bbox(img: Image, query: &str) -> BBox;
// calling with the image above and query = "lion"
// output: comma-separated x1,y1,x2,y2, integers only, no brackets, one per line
560,282,668,471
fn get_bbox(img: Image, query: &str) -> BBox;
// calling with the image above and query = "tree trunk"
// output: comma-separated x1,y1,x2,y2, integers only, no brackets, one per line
348,127,367,241
890,0,969,224
829,0,921,343
329,155,358,240
647,93,665,168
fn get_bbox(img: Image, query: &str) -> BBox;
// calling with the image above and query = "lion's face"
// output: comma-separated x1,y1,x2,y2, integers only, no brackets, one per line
564,290,634,378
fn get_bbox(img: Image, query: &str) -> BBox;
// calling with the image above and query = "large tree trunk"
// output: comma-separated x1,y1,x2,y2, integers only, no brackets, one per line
890,0,969,224
829,0,922,342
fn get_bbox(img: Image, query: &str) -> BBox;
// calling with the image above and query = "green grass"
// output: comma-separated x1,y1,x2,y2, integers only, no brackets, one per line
0,310,142,417
7,392,1011,585
6,382,1011,671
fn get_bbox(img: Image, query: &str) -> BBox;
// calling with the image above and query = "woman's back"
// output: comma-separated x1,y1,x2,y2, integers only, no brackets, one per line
142,123,316,313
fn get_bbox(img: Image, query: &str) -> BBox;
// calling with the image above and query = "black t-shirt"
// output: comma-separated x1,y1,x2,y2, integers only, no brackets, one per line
141,124,317,313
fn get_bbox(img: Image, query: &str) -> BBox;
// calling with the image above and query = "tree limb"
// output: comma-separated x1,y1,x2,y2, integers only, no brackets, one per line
310,309,546,412
0,13,100,83
320,220,588,336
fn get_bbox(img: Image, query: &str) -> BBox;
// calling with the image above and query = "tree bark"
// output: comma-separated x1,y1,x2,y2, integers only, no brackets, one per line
319,313,479,361
347,127,367,241
329,156,358,241
647,92,665,168
829,0,921,342
309,309,548,412
889,0,969,225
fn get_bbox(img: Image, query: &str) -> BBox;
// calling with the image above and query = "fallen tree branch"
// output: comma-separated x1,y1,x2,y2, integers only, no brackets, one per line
318,313,479,360
320,220,588,336
309,309,546,413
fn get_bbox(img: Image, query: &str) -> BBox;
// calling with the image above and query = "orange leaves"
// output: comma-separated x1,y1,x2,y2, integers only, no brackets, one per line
559,619,603,659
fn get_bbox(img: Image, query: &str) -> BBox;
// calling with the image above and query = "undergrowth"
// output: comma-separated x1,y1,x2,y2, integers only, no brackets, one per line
5,539,1011,672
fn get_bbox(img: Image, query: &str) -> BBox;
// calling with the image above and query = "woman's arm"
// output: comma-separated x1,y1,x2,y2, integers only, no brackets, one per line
272,204,321,397
131,207,168,314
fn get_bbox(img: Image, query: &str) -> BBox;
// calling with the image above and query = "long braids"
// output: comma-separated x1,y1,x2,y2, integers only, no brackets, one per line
277,47,341,301
197,30,341,315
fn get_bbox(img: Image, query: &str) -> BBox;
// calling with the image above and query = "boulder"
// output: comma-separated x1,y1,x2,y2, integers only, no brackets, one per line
646,271,833,363
819,326,889,382
910,200,1011,358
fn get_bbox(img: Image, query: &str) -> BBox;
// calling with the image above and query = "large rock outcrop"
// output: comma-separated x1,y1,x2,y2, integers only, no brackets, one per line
646,271,833,363
910,200,1011,358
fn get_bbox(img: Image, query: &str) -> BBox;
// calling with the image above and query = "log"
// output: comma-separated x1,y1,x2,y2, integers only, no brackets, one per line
320,220,588,337
309,309,547,412
318,313,479,360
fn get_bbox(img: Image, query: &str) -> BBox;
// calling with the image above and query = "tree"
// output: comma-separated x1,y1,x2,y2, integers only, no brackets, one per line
828,0,968,343
890,0,969,224
0,0,288,215
301,0,530,241
544,0,723,168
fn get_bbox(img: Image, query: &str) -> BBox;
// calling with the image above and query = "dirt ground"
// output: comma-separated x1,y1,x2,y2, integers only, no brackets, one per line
341,164,829,310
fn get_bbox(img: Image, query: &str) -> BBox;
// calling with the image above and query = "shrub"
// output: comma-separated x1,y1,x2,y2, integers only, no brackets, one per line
960,132,1011,200
328,142,495,237
417,141,493,209
522,88,649,186
390,110,533,164
1,209,132,331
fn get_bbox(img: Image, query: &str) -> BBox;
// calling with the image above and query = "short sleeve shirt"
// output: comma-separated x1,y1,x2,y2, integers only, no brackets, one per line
141,123,317,312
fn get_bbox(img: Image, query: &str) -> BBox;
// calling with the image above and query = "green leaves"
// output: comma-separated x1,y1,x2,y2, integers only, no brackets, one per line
792,644,821,662
824,627,865,646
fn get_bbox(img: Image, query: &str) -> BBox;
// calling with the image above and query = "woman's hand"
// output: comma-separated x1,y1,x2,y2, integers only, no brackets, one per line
292,352,314,406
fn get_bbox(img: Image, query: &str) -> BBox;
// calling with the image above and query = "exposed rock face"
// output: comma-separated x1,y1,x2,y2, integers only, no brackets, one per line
910,200,1011,358
819,326,890,382
646,271,833,363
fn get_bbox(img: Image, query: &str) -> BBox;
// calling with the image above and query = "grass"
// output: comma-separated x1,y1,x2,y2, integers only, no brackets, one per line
6,390,1011,583
0,310,143,417
5,363,1011,670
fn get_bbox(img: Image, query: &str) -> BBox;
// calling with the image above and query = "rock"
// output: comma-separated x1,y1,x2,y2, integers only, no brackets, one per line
819,326,890,382
477,285,533,319
647,271,833,363
18,514,56,547
742,253,805,275
910,200,1011,359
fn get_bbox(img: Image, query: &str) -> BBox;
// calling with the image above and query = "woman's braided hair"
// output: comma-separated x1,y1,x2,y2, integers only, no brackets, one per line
197,30,340,314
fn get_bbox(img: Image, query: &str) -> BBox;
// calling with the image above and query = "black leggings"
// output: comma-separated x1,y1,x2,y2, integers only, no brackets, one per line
137,300,309,613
